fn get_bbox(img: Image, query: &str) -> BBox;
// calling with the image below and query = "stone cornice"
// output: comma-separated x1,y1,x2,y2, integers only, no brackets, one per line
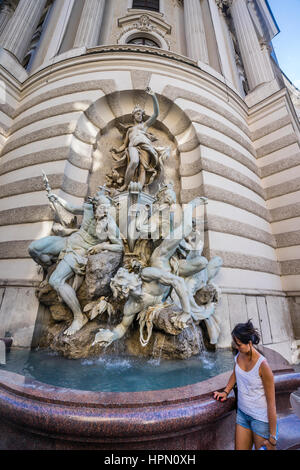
88,43,196,67
118,12,171,35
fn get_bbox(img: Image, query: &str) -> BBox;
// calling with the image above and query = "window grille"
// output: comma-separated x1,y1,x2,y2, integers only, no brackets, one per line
127,36,159,47
132,0,159,12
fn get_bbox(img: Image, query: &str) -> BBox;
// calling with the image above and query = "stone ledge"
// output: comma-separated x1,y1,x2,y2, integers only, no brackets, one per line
220,287,286,296
0,205,53,226
266,177,300,200
276,231,300,248
256,134,298,159
163,85,250,138
251,114,291,141
206,214,276,248
0,368,297,449
0,147,70,176
271,202,300,222
260,153,300,178
196,132,259,176
1,123,76,156
16,79,117,118
281,260,300,276
0,174,64,200
180,185,270,221
211,250,280,275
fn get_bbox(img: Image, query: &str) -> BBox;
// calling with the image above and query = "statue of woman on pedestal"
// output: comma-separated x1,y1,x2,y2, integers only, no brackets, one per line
110,88,169,191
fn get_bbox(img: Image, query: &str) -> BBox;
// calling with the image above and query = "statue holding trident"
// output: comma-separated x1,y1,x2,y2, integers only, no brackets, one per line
110,87,170,191
28,176,124,336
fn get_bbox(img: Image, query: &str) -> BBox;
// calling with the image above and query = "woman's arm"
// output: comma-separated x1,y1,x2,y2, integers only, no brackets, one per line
213,368,236,402
145,88,159,128
260,361,277,447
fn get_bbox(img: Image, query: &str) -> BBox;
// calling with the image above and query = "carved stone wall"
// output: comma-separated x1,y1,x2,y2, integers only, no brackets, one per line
0,2,299,363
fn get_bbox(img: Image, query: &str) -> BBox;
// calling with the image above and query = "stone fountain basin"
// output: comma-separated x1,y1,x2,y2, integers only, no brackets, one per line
0,363,299,450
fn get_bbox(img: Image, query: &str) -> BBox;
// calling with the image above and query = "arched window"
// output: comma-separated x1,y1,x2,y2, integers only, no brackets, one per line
127,36,160,48
132,1,160,12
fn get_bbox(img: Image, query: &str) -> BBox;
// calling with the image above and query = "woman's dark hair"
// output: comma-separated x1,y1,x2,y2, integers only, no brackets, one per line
231,319,260,345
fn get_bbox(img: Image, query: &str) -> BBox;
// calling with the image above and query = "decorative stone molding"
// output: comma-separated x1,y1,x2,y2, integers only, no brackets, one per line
73,0,106,48
183,0,209,64
117,12,171,50
0,1,17,37
0,0,48,62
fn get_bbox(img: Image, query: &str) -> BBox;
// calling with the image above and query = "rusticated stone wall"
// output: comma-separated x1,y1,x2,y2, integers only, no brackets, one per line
0,49,299,362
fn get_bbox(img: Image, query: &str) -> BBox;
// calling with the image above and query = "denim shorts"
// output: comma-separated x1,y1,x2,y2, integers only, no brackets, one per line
236,408,277,439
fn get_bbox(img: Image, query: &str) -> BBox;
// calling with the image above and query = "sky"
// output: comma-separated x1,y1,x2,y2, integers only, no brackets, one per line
268,0,300,88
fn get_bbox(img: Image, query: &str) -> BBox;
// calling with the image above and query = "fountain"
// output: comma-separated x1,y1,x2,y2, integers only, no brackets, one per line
0,88,299,450
27,88,223,361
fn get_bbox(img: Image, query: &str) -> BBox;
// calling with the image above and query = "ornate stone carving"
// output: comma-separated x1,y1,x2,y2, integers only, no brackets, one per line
29,187,124,336
134,14,154,33
117,11,171,49
29,92,223,361
108,88,170,192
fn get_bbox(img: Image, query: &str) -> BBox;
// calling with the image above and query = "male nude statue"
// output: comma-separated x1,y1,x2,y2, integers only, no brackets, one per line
29,191,123,336
93,196,207,347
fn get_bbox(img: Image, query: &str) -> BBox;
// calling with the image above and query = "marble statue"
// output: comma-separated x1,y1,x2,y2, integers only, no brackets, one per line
109,87,170,191
29,187,123,336
134,182,178,241
170,224,223,344
92,196,217,348
29,96,223,360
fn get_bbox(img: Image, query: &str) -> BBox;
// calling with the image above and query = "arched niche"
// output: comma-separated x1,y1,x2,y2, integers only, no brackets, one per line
66,89,201,205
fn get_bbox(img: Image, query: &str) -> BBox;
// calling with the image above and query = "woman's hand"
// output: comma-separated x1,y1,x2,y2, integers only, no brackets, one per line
260,439,276,451
145,87,155,96
213,391,228,402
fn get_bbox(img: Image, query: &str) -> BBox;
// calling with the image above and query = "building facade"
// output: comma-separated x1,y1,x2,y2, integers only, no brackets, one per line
0,0,299,362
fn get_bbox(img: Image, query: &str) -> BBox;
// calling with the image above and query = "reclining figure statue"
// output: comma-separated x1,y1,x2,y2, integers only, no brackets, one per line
92,196,222,348
29,189,123,336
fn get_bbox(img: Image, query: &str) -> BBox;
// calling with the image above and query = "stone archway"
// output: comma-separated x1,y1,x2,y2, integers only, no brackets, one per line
63,88,203,205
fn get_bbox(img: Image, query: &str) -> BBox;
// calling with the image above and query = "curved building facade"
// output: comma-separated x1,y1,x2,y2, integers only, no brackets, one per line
0,0,299,362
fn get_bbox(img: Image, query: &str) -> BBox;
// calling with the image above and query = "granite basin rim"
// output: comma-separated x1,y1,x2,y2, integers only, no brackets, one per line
0,369,299,443
0,369,236,441
0,368,233,407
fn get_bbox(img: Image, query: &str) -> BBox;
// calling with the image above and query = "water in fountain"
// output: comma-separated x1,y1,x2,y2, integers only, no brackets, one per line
0,348,235,392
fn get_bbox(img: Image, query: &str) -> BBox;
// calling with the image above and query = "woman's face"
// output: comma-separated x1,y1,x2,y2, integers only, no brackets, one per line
133,110,143,122
233,336,252,354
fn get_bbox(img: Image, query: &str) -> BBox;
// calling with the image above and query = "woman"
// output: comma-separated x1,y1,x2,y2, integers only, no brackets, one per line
110,88,161,191
213,320,278,450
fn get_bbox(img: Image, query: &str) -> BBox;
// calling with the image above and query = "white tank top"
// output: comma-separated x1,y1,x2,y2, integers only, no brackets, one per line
235,352,268,422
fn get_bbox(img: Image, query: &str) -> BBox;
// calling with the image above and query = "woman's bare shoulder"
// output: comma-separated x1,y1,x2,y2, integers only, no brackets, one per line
259,358,273,378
